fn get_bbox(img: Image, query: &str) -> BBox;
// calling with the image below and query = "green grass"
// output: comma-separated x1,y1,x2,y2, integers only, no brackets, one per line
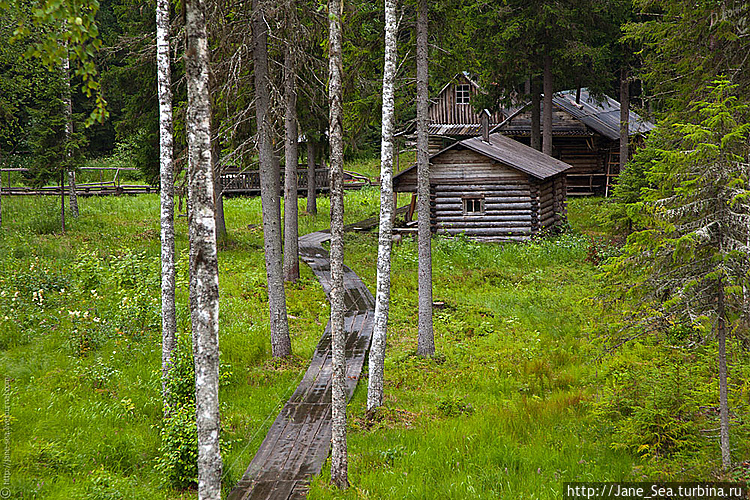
1,191,748,499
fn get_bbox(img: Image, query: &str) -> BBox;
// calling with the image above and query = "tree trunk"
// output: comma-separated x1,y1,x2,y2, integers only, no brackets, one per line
0,154,3,228
212,121,227,240
367,0,398,411
619,68,630,171
62,48,79,218
306,140,317,215
253,0,292,358
718,281,731,470
328,0,348,489
531,77,541,152
416,0,434,358
283,14,300,283
157,0,176,415
542,51,553,157
60,170,65,233
185,0,222,497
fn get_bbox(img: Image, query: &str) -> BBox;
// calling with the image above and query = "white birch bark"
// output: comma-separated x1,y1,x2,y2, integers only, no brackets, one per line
157,0,176,414
185,0,222,497
542,51,553,157
367,0,398,411
415,0,434,358
283,9,300,283
328,0,348,488
306,140,317,215
253,0,292,357
62,46,79,218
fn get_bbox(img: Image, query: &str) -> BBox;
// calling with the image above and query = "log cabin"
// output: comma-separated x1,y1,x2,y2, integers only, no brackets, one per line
409,76,654,195
392,131,571,241
493,88,654,195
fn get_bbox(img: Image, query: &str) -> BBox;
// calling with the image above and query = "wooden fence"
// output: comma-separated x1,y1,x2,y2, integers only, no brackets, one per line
221,166,330,195
0,165,369,197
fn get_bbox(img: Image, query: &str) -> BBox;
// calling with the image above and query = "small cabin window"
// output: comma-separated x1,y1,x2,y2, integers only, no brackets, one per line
456,84,471,104
463,196,484,215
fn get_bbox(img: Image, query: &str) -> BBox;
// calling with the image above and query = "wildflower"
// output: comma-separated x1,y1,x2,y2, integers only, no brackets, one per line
93,317,101,323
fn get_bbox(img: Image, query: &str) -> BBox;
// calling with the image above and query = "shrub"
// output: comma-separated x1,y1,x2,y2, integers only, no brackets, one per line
154,402,199,490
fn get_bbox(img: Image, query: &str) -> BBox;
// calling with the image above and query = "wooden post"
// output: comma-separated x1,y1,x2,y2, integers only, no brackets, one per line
396,137,400,173
481,110,490,143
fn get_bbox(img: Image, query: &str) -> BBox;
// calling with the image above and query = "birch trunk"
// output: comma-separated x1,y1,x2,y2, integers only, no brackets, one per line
62,48,79,218
328,0,348,488
306,140,317,215
367,0,398,411
283,14,300,283
718,282,731,470
531,77,541,152
416,0,434,358
253,0,292,357
619,68,630,171
542,51,553,157
157,0,176,414
185,0,222,497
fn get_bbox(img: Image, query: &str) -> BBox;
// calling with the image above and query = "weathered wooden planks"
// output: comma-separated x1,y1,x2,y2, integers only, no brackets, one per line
227,228,374,500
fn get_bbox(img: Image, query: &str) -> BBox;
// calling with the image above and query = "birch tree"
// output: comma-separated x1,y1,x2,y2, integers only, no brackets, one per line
415,0,434,358
367,0,398,411
283,0,300,283
62,46,79,218
185,0,222,496
156,0,176,413
328,0,348,488
253,0,292,357
605,80,750,471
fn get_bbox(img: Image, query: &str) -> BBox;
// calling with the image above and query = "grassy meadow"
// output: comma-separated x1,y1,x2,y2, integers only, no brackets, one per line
1,178,749,499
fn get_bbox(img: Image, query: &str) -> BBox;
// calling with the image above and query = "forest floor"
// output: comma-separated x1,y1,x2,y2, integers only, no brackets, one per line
1,171,749,499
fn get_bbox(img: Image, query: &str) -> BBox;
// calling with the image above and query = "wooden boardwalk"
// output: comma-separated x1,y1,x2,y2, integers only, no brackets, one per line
228,229,375,500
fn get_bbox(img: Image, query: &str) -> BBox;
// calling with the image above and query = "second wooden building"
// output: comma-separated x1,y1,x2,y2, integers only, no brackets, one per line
393,132,572,241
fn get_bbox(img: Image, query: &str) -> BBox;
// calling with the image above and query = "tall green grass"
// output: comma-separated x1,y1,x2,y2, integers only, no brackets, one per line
1,192,746,499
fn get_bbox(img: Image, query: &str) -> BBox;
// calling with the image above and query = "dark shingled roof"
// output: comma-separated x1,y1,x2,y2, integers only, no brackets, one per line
553,89,655,140
393,132,572,184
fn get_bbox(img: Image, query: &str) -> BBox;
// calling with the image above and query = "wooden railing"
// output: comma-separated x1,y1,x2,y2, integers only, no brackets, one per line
221,165,330,194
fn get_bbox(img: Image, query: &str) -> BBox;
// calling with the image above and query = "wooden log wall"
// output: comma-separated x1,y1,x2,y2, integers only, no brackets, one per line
432,177,534,240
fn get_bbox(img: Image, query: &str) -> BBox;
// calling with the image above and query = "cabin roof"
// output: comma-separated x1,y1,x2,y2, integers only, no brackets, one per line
552,89,655,140
393,132,572,184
